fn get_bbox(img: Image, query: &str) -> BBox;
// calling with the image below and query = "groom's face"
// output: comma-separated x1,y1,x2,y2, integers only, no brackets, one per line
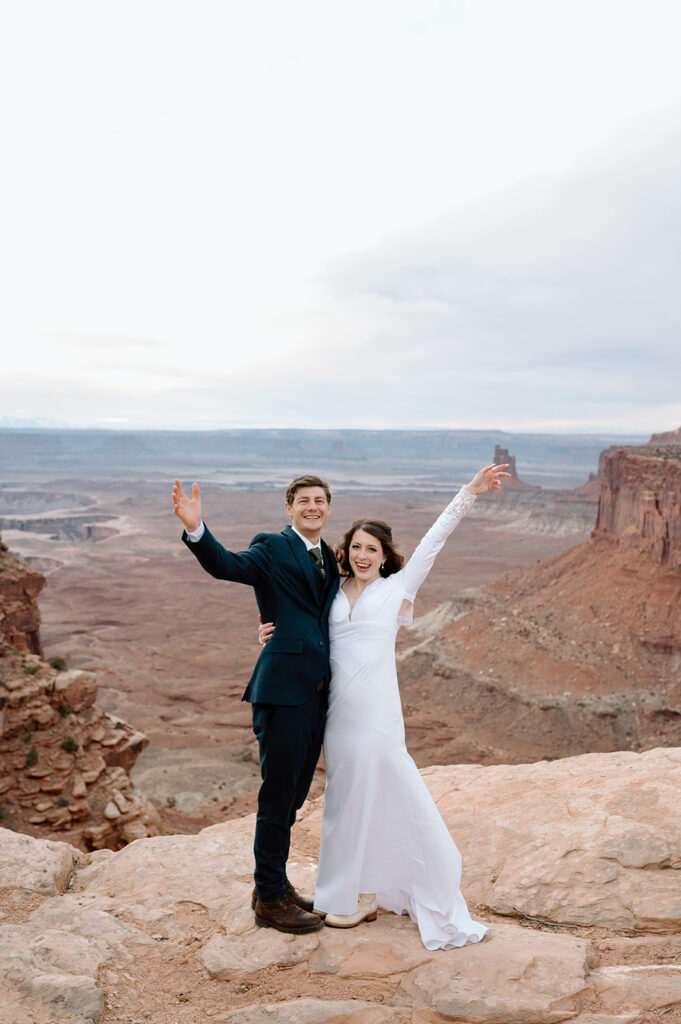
285,486,331,538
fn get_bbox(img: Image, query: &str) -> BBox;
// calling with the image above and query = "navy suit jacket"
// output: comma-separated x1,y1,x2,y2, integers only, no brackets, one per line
183,524,340,705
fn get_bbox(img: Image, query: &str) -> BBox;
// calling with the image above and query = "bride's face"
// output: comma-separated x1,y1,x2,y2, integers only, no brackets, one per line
348,529,384,583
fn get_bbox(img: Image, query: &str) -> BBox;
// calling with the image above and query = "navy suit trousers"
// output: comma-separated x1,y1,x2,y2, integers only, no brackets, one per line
251,693,327,901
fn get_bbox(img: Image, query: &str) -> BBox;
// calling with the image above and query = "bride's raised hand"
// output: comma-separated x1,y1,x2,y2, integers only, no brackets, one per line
465,464,511,495
172,479,203,531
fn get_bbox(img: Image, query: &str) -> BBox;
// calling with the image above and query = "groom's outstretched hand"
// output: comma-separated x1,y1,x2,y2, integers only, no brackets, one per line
172,479,202,532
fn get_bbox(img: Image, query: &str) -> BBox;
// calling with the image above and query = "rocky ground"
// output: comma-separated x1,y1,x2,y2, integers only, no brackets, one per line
1,746,680,1024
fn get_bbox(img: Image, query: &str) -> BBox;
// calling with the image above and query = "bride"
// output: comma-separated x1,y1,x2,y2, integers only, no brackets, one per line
259,462,509,950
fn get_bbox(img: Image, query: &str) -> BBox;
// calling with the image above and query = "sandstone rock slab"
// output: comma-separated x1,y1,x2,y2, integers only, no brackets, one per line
201,928,320,981
0,895,149,1023
75,816,255,917
590,965,681,1013
396,920,591,1023
417,747,681,931
0,827,81,896
216,1000,410,1023
309,913,434,979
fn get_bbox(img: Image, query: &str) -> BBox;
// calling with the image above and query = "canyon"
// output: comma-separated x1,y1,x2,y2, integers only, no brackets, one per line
0,426,680,1022
1,427,678,832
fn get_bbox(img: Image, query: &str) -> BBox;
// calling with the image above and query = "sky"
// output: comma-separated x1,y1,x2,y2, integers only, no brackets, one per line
1,0,680,434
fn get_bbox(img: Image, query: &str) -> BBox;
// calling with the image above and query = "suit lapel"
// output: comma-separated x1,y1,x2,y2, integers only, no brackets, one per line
283,526,320,601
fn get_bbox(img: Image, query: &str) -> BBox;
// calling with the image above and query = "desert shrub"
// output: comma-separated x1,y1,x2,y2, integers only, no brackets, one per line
49,656,68,671
61,736,78,754
25,745,38,766
54,796,69,807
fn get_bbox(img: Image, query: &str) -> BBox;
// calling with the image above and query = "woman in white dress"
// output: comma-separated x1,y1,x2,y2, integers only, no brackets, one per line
260,463,508,950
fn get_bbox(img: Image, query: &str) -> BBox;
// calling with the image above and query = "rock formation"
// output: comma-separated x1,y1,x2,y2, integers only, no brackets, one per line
494,444,518,478
595,442,681,569
649,424,681,445
0,536,44,655
1,747,680,1022
0,532,161,851
492,443,538,491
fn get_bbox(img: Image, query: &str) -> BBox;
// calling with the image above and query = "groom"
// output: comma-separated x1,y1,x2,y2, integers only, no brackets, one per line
172,474,339,935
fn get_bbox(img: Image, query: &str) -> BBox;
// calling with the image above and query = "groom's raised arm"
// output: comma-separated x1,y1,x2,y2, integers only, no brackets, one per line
183,525,271,587
173,479,270,587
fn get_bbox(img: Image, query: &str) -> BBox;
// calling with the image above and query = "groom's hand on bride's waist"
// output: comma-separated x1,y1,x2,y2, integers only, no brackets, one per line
258,615,275,646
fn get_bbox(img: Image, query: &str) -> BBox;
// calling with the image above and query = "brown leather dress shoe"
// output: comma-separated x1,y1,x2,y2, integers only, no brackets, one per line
251,879,315,914
254,894,324,934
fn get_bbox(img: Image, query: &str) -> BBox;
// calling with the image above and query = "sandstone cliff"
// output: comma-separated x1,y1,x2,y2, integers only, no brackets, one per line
595,443,681,569
1,747,680,1023
0,533,161,850
650,424,681,445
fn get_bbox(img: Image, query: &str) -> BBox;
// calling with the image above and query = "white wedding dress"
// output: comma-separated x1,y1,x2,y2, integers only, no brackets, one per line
314,488,489,950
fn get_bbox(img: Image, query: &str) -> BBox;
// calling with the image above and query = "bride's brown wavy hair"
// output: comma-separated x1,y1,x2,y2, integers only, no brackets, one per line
336,519,404,578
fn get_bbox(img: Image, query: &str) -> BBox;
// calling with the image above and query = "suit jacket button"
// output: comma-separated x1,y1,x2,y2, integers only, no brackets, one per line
318,641,324,647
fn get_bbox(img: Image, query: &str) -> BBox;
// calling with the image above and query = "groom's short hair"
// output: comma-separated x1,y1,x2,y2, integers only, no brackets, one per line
286,474,332,505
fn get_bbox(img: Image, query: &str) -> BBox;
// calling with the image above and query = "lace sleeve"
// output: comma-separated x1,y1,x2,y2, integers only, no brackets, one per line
398,487,477,603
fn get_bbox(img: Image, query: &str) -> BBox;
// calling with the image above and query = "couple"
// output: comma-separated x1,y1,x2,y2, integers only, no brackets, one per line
172,463,508,950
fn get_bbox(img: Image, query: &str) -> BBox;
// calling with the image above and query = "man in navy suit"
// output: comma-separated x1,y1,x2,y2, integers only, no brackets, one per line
172,474,339,934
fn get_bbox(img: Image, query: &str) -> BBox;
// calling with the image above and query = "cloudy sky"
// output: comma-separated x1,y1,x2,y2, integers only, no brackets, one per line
2,0,680,433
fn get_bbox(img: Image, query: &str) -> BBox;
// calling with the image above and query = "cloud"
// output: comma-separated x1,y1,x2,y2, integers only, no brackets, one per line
298,113,681,427
2,112,679,434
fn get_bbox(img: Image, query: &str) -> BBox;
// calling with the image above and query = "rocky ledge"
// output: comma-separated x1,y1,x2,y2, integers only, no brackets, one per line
1,746,680,1024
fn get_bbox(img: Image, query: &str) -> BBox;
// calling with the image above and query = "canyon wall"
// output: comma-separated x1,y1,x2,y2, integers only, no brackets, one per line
0,533,161,850
594,445,681,568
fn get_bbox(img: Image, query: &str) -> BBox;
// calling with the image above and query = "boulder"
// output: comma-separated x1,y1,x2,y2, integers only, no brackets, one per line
0,827,81,896
416,747,681,931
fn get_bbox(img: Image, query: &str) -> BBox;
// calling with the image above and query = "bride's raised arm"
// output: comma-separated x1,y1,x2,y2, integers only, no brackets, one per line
399,463,510,603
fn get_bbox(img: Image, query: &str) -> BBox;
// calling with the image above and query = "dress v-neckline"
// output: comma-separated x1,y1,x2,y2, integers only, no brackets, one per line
340,577,380,621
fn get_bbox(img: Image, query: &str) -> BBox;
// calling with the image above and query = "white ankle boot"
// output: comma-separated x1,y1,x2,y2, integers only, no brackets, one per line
324,893,378,928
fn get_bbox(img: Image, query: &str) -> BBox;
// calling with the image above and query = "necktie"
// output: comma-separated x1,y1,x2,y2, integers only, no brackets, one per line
309,546,326,580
